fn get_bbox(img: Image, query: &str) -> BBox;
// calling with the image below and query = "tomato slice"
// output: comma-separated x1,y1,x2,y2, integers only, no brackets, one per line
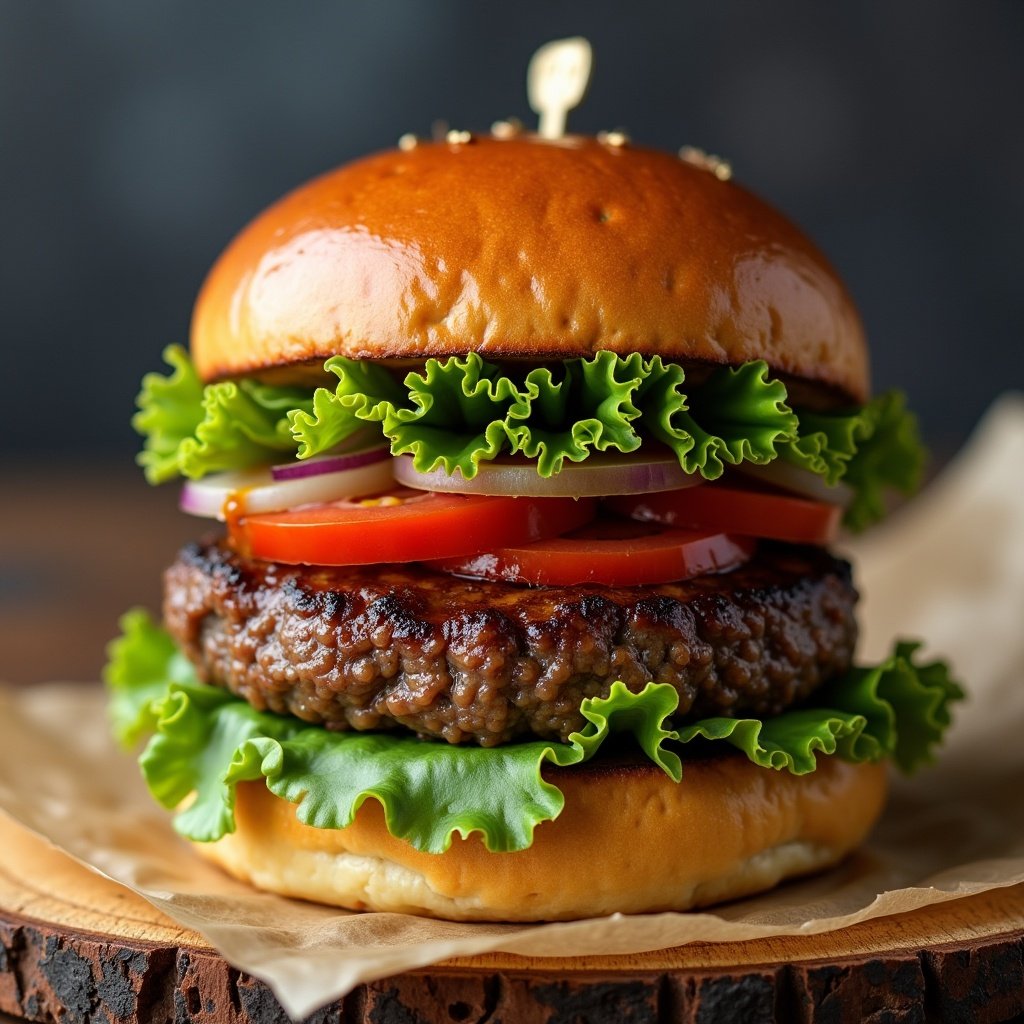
429,518,756,586
231,490,597,566
606,479,841,545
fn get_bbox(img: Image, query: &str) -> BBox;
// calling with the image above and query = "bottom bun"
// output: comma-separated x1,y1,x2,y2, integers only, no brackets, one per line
196,754,888,921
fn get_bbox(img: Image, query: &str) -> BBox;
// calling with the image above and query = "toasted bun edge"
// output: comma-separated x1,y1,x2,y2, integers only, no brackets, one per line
194,754,888,921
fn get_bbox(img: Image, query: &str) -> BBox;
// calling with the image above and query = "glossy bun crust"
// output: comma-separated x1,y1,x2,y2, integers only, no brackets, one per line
195,755,887,921
191,136,869,403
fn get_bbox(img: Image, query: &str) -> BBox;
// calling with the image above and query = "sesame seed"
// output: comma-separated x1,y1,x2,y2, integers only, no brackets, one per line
679,146,733,181
491,118,523,139
597,130,630,147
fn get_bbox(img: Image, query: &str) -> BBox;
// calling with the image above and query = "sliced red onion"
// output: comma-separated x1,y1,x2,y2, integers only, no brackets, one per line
393,450,704,498
180,457,395,520
272,444,391,481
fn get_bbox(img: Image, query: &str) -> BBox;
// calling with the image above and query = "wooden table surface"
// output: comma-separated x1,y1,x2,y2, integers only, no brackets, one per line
2,466,1022,1023
0,464,197,687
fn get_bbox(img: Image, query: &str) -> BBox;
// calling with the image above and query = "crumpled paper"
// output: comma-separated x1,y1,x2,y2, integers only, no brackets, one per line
1,394,1022,1021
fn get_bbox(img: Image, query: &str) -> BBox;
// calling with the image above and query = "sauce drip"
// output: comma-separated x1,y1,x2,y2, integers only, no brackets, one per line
223,487,253,558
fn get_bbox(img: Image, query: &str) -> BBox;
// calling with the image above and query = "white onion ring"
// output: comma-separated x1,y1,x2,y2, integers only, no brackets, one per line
735,461,854,507
180,456,395,520
393,451,704,498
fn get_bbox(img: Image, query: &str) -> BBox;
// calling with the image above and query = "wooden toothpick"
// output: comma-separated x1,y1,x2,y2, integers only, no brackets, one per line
527,37,593,140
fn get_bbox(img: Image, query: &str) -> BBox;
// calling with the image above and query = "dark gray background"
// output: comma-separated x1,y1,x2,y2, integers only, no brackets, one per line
2,0,1022,463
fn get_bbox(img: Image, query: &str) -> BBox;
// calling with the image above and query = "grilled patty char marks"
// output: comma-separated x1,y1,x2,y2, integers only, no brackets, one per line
164,540,858,747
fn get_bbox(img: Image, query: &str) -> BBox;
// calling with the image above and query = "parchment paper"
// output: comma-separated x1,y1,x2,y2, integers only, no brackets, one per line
1,394,1022,1020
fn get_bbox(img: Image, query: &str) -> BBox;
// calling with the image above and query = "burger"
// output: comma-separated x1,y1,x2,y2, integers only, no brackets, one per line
105,129,961,922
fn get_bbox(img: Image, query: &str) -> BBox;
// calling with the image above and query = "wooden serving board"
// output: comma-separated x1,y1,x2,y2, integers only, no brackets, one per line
0,816,1022,1024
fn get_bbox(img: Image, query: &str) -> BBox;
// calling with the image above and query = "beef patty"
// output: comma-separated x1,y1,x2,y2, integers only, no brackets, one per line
164,540,858,746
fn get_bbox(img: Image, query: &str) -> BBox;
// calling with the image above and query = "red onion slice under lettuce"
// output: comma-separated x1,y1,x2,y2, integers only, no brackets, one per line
271,445,390,481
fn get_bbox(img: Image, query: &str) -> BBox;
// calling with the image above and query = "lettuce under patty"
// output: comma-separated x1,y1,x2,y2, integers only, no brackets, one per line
106,611,962,854
134,346,924,530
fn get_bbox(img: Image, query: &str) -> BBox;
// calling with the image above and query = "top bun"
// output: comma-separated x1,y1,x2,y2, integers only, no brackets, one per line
191,135,869,403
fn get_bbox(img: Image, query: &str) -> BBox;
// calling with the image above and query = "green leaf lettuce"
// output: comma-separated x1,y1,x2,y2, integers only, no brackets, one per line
781,391,925,530
134,345,313,484
108,613,962,854
134,348,924,528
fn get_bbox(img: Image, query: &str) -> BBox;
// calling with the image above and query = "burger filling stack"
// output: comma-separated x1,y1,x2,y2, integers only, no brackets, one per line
106,133,961,921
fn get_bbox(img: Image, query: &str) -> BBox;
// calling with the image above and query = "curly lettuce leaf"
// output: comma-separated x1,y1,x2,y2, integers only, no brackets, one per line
841,392,926,530
676,710,881,773
288,357,405,459
141,684,303,842
285,352,797,480
133,348,926,526
292,352,648,479
505,353,645,476
656,361,799,478
289,353,539,477
783,410,867,486
141,672,683,853
380,354,530,475
224,731,562,854
109,614,961,853
677,643,961,775
103,608,198,746
785,391,925,529
227,681,683,854
132,345,204,484
813,640,963,772
134,345,313,483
